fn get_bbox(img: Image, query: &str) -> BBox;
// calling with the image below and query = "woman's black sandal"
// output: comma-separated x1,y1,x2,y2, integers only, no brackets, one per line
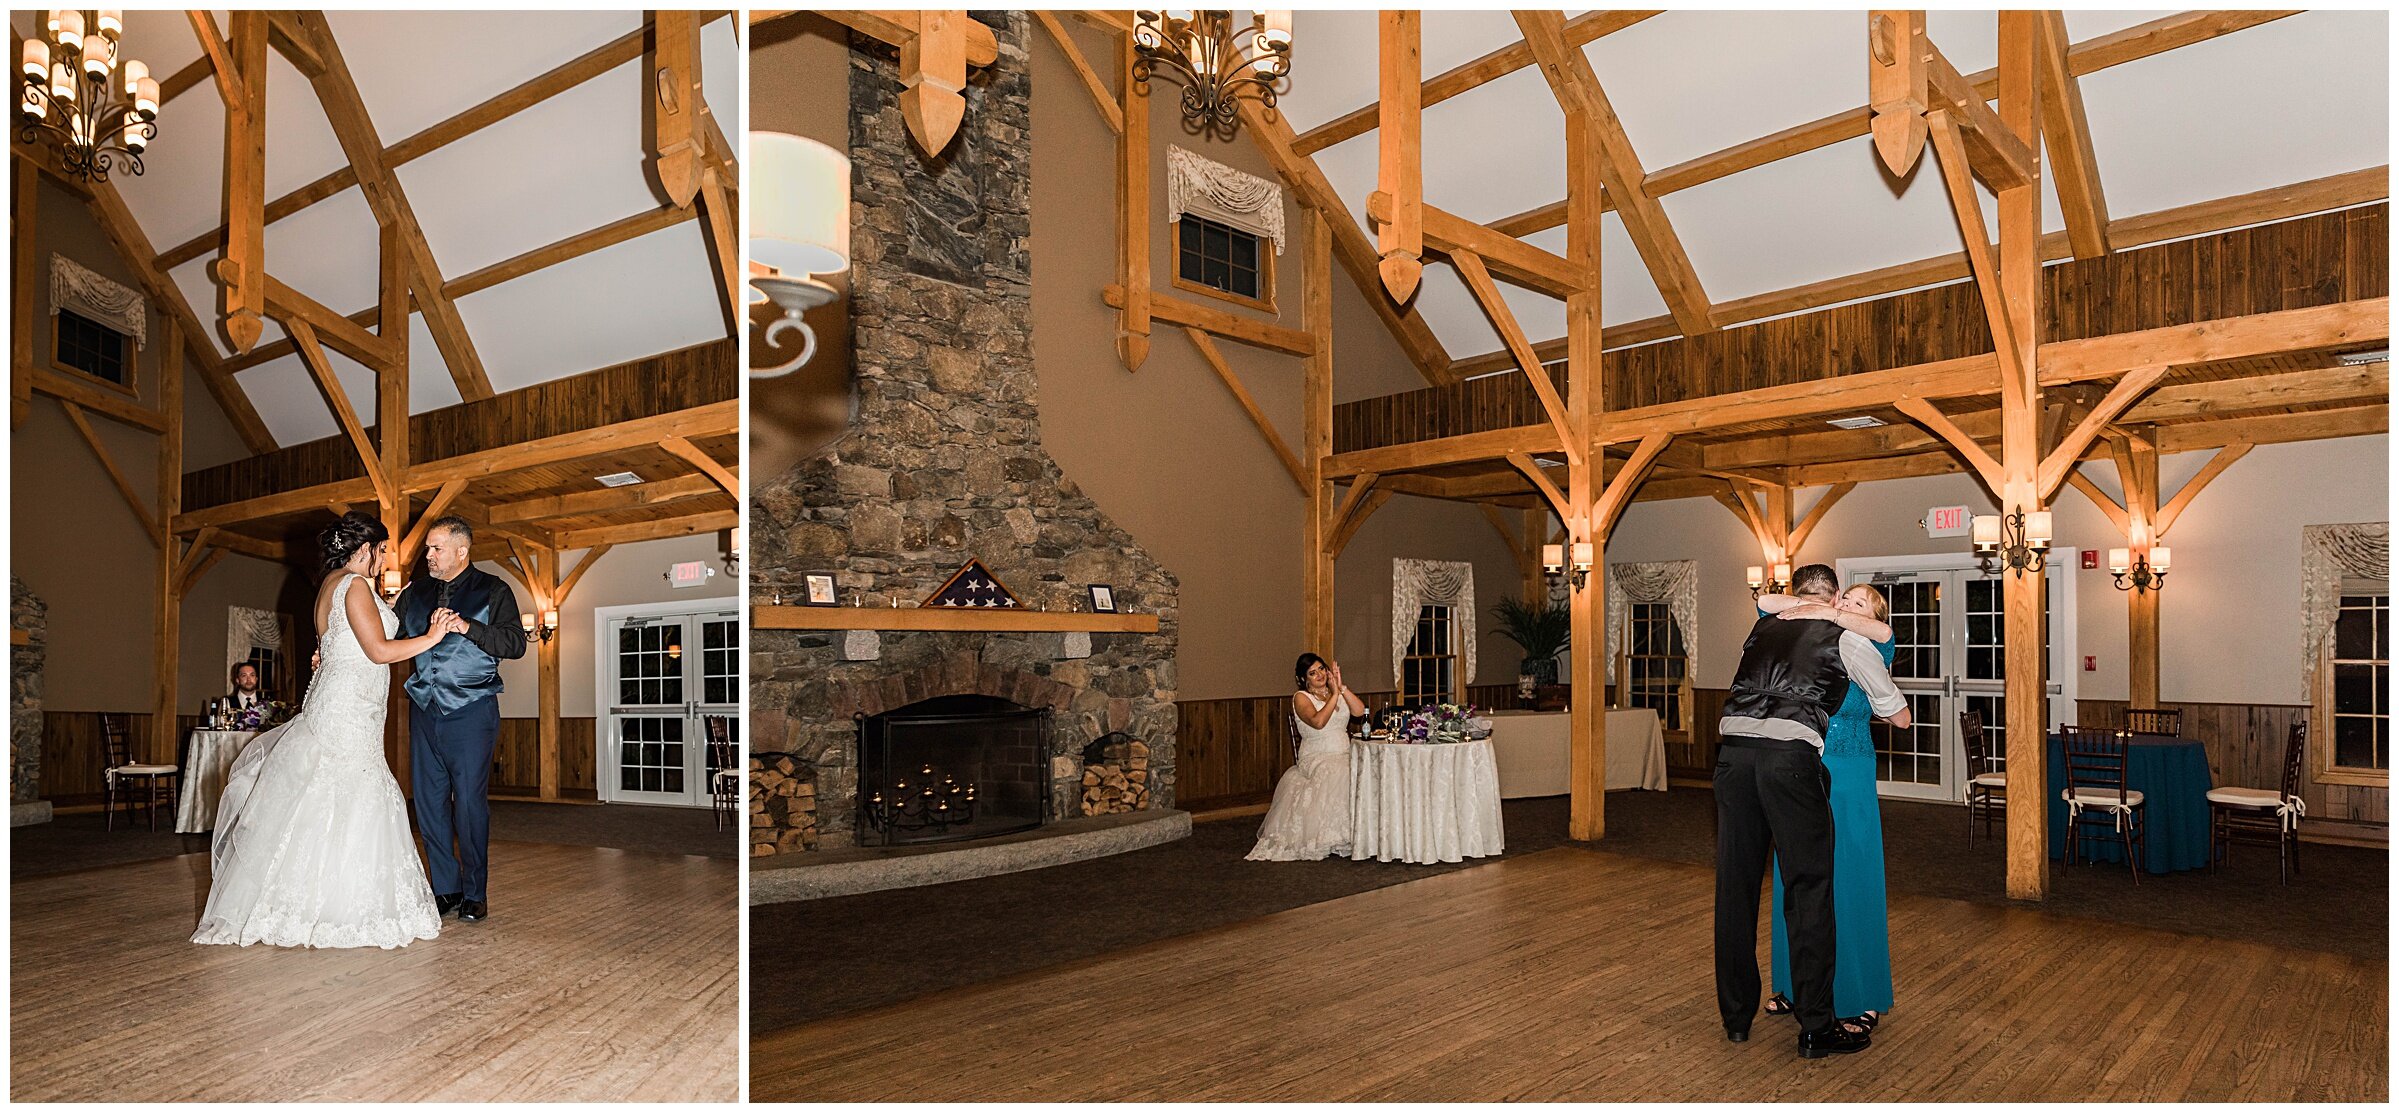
1839,1011,1881,1035
1763,993,1794,1018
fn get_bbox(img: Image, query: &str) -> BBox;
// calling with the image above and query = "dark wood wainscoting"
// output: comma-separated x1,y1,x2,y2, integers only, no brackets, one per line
2075,699,2386,828
1177,683,1520,811
37,711,599,805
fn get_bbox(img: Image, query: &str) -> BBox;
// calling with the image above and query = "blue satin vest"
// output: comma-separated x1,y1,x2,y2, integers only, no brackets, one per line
398,567,508,715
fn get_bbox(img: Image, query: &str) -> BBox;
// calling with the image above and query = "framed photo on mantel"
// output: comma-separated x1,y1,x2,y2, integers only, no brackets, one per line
1087,584,1117,613
802,573,839,607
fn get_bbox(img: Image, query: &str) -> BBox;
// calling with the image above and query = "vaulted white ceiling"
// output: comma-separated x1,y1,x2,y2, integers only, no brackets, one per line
1273,10,2390,361
16,10,741,447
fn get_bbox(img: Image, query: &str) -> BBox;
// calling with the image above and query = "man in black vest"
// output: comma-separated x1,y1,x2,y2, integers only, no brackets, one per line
396,516,527,924
1715,563,1908,1058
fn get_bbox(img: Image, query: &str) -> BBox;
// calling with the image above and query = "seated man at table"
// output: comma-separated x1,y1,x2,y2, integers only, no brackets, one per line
1712,563,1907,1060
226,661,269,711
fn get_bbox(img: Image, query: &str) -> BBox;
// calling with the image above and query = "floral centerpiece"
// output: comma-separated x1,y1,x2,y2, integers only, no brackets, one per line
1398,702,1494,744
233,700,293,731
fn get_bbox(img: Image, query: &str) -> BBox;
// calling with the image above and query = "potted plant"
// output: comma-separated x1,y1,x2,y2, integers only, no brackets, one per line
1490,595,1570,697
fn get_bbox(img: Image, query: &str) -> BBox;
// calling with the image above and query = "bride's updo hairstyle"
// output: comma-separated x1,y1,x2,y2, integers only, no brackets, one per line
1293,652,1329,690
318,511,390,573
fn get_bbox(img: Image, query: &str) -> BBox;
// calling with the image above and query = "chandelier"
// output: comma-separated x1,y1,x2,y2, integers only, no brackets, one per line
18,9,158,182
1131,10,1293,139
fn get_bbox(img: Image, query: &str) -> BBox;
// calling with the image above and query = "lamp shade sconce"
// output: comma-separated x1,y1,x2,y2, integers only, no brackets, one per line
379,568,403,598
750,132,851,379
1542,541,1593,588
2111,545,2171,592
1971,510,2051,576
522,610,560,642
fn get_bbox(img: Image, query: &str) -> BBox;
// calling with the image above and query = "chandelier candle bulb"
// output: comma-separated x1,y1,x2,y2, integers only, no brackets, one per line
22,39,46,82
81,34,110,79
119,57,143,93
19,88,39,120
96,9,121,40
50,62,73,104
54,9,80,53
133,75,154,118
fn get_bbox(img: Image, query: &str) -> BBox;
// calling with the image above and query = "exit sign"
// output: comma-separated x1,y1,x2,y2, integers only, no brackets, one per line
1925,505,1971,537
667,561,715,589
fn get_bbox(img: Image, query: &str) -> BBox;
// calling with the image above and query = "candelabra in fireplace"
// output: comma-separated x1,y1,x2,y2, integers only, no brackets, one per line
864,763,979,836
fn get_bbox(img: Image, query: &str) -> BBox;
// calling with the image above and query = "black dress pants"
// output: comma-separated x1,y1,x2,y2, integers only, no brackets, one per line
1713,734,1838,1034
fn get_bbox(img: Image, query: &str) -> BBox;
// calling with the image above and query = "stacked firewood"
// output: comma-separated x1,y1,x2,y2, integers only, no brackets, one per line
750,753,819,856
1080,739,1151,816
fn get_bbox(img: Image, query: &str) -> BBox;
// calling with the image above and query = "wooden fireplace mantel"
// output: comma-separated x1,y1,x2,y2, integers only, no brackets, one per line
752,605,1161,634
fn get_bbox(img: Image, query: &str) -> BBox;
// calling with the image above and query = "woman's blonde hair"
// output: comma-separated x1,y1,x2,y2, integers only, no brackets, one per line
1842,583,1890,623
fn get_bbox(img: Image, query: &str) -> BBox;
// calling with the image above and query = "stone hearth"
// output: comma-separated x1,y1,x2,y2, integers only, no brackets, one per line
749,11,1179,857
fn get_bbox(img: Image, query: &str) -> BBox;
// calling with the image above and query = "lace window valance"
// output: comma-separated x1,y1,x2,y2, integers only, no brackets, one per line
1607,560,1700,685
50,254,146,349
2301,522,2388,689
1392,559,1477,689
1167,145,1287,255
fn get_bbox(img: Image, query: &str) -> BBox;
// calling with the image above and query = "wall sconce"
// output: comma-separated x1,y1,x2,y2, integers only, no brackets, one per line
379,568,403,599
521,610,559,643
1745,561,1792,598
1541,541,1594,590
750,132,850,379
2107,545,2170,592
1971,510,2051,576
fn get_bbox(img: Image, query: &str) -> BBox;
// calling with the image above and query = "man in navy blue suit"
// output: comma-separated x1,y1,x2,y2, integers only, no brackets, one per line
394,516,527,924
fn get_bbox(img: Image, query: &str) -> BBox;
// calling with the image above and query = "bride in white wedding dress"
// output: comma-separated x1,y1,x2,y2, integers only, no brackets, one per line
1247,653,1368,862
192,513,464,950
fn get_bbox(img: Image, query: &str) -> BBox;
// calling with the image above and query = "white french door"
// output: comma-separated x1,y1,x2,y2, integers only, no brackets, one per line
1837,554,2076,803
596,602,738,807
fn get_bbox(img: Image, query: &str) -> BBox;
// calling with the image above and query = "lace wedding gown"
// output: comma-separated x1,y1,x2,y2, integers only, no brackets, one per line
193,573,441,949
1247,690,1355,861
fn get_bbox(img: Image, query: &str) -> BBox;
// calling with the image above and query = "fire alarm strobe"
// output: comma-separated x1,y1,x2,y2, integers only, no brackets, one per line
666,560,716,589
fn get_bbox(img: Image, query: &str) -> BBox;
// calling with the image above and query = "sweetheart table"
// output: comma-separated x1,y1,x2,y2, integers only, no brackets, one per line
1349,738,1505,865
175,729,257,834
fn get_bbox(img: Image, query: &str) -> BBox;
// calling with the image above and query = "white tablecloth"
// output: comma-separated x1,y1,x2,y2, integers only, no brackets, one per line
176,729,257,833
1485,708,1670,798
1349,739,1504,864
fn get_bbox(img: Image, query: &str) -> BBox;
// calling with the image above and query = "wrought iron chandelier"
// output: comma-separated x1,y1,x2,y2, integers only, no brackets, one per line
1131,10,1293,139
18,9,158,182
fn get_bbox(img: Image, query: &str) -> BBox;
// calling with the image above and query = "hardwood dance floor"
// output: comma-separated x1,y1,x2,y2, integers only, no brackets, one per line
752,847,2385,1101
12,841,737,1102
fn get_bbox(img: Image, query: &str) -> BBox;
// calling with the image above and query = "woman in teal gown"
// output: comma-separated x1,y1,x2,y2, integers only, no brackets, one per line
1759,584,1897,1034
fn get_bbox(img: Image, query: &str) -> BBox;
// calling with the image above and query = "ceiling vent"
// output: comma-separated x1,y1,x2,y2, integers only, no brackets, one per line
594,471,644,488
1826,415,1887,430
2337,348,2389,366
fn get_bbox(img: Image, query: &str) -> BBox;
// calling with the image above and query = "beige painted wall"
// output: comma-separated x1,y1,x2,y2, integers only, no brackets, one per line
486,532,738,718
11,174,293,714
750,12,854,479
750,16,1532,702
1604,435,2389,707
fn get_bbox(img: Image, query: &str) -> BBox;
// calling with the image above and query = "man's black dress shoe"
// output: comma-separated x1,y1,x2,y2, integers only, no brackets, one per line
459,899,488,923
1724,1027,1749,1043
1797,1025,1870,1059
435,893,463,918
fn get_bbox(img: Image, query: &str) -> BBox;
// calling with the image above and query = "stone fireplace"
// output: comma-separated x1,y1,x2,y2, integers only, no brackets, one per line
12,577,49,826
750,11,1179,855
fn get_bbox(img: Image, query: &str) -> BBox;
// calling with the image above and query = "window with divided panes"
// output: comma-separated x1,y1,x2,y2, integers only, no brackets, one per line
1621,602,1687,730
1401,604,1457,706
1175,214,1270,307
54,308,130,387
2330,583,2389,772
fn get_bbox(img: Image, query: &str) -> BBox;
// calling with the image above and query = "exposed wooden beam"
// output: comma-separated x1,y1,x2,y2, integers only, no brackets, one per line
1450,165,2390,375
175,527,221,583
58,400,159,538
550,509,737,551
2154,442,2253,537
1503,453,1572,522
1327,473,1383,546
2041,298,2390,381
487,474,721,523
1368,193,1583,297
1236,99,1455,385
399,478,470,563
554,544,614,605
405,401,739,490
1786,482,1856,558
264,275,401,370
1592,434,1672,536
1302,209,1336,653
813,10,999,66
185,11,244,108
2065,470,2131,534
1326,488,1393,558
175,476,379,533
1291,11,1661,156
2037,365,2166,498
30,369,167,434
1102,286,1315,357
1454,251,1574,455
1327,424,1563,479
1183,328,1308,495
11,153,32,426
2036,10,2110,257
1374,10,1424,303
1515,10,1713,335
659,435,740,497
1115,29,1150,371
263,10,328,76
2154,404,2386,452
159,55,211,106
287,319,393,508
1032,11,1121,134
447,205,697,301
1923,40,2038,190
697,168,741,334
1867,11,1930,176
214,11,268,355
649,10,704,206
1898,396,2009,494
291,13,494,400
1926,109,2023,372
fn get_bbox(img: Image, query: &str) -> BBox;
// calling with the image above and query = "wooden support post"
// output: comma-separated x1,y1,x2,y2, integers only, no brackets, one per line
152,320,184,765
1115,31,1151,372
2114,433,2162,708
1302,212,1335,653
11,154,33,427
1376,10,1423,303
1995,12,2049,901
1183,328,1308,494
1868,11,1929,175
1564,103,1608,842
649,10,703,207
217,12,268,354
899,11,969,156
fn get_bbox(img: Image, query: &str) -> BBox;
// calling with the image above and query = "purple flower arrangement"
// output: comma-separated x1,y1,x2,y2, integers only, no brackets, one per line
1399,702,1492,744
233,700,293,731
